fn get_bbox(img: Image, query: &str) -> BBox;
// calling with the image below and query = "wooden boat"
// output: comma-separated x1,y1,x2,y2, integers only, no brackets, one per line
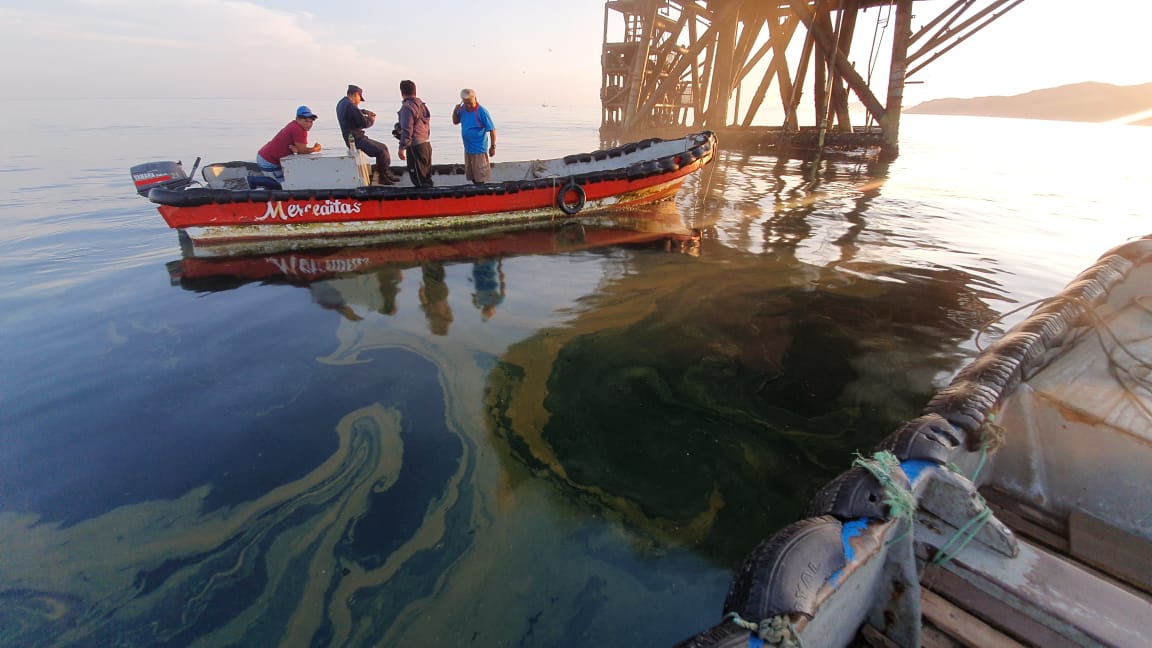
130,131,716,257
677,236,1152,647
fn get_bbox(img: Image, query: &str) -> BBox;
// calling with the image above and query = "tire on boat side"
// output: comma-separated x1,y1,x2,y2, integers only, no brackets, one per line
806,465,908,521
556,180,586,215
723,515,845,621
874,413,963,464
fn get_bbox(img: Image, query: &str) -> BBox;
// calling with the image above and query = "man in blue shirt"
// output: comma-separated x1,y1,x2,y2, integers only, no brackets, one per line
451,88,497,184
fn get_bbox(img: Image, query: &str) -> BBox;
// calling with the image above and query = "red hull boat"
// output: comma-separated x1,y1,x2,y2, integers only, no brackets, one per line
131,132,716,257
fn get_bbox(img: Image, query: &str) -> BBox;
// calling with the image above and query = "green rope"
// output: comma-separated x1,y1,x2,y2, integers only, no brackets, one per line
726,611,804,648
932,417,1000,566
930,493,994,566
970,413,1005,482
852,450,917,522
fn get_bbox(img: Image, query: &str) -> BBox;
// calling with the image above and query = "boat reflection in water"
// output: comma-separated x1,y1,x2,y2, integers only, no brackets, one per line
169,221,701,336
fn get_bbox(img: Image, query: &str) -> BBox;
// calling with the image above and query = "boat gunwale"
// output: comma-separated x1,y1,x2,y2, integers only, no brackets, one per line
147,131,716,210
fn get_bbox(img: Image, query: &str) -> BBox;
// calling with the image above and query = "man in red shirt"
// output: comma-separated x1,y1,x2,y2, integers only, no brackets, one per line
257,106,322,175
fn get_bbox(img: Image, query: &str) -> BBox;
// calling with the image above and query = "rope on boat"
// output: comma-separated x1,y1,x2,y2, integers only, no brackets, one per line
850,450,995,569
976,292,1152,420
689,149,718,229
971,295,1052,353
1081,294,1152,420
966,414,1005,482
929,494,994,568
725,612,804,648
929,414,1002,566
852,451,916,522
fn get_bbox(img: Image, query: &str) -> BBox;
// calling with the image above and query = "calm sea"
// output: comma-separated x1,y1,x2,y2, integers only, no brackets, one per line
2,98,1150,647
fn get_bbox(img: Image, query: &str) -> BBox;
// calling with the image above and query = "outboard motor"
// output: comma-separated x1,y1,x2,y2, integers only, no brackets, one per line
130,160,196,197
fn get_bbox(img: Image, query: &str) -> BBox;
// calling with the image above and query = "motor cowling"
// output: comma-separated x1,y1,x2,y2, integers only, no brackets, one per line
130,161,192,197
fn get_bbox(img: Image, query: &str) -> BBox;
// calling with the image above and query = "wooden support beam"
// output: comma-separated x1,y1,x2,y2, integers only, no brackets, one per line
907,0,1026,79
741,13,798,128
626,4,731,130
908,0,970,48
769,14,800,129
789,0,887,121
910,0,1019,63
735,28,775,83
624,2,658,118
880,0,912,160
784,23,816,132
812,1,833,125
705,5,741,127
687,15,703,124
728,6,769,125
732,7,769,85
832,0,859,130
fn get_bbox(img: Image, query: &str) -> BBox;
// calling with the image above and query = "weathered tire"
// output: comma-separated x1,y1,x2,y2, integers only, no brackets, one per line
724,515,844,620
556,180,586,215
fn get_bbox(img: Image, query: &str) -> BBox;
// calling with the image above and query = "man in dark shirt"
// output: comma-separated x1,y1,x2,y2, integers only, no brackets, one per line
396,80,433,187
336,85,398,185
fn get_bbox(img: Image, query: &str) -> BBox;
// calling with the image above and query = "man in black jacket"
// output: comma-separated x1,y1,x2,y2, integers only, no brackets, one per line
336,84,399,185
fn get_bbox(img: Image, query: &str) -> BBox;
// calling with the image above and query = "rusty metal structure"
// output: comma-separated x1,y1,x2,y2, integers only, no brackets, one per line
600,0,1025,159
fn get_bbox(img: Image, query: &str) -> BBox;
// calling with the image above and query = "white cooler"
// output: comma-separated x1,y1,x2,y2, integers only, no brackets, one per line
281,151,370,189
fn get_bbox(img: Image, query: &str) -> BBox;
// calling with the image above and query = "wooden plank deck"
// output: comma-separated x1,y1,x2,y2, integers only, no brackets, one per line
909,489,1152,648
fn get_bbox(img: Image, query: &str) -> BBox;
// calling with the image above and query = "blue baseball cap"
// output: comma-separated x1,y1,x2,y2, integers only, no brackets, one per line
296,105,318,119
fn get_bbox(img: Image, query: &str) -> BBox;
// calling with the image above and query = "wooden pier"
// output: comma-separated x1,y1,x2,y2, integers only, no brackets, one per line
600,0,1026,159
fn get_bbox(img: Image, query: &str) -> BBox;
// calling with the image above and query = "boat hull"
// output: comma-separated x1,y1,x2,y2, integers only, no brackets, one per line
172,174,691,257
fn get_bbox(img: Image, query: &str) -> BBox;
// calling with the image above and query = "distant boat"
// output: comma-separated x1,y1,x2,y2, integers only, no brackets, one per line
677,235,1152,647
129,132,716,258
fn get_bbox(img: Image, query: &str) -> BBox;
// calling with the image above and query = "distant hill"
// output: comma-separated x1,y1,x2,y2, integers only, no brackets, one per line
905,82,1152,126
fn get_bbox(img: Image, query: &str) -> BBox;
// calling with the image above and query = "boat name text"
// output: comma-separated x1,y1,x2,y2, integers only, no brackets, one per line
266,255,372,277
259,199,363,221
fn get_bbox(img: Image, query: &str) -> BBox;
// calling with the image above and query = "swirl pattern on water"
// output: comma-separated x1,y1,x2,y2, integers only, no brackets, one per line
2,403,473,645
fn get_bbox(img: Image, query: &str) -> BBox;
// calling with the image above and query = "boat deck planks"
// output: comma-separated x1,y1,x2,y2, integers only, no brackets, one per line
920,589,1024,648
918,523,1152,647
921,563,1080,648
919,624,963,648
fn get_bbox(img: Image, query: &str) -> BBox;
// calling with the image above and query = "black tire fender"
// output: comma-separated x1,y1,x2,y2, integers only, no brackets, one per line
556,180,586,215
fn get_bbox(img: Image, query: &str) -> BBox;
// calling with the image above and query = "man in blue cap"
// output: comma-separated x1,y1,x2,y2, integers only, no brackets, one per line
337,84,398,185
257,105,322,177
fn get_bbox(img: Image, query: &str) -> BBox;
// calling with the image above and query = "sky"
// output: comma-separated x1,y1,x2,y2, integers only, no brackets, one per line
0,0,1148,109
